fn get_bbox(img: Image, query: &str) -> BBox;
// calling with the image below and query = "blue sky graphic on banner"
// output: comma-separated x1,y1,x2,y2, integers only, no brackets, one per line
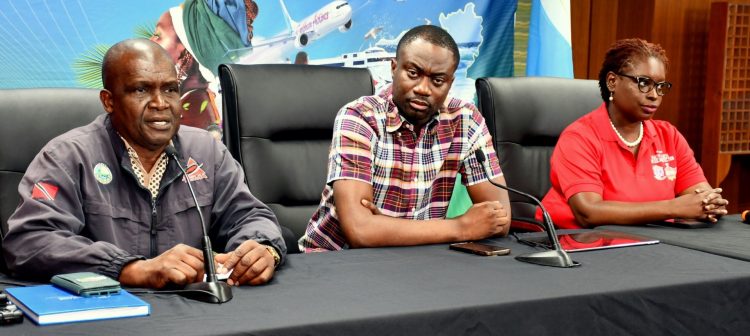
0,0,515,129
526,0,572,77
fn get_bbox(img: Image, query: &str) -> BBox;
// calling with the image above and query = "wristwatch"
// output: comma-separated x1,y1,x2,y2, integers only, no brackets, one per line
263,245,281,267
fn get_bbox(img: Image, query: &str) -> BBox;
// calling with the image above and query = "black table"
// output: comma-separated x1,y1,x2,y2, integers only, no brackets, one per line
3,235,750,335
599,214,750,262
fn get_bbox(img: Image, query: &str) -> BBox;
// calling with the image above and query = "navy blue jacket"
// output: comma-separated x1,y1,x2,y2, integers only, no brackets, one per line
3,114,285,280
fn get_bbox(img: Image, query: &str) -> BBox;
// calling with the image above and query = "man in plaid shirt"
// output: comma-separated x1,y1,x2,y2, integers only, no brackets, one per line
300,25,510,252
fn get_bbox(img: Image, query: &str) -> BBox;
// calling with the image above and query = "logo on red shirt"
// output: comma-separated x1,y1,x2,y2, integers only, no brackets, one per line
31,182,59,201
183,157,207,183
651,151,677,181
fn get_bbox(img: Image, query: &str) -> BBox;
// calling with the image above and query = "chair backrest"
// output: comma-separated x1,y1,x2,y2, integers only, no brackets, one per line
475,77,601,225
0,88,103,272
219,64,374,249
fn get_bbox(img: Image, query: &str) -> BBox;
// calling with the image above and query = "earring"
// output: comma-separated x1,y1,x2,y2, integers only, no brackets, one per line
609,92,614,102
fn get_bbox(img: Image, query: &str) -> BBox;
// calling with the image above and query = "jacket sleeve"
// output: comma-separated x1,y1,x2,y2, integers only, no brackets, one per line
2,149,143,281
208,144,287,262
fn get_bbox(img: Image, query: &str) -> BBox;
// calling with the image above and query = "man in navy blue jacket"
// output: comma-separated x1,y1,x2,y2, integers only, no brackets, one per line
3,39,284,288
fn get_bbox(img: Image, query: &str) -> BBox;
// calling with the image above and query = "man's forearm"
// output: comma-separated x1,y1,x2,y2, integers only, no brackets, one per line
341,212,464,248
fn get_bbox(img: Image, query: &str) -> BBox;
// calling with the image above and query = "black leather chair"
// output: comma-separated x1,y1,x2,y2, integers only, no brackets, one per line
475,77,601,230
0,88,103,273
219,64,374,252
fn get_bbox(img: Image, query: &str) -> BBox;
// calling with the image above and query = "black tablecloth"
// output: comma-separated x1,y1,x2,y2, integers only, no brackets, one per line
598,214,750,262
3,235,750,335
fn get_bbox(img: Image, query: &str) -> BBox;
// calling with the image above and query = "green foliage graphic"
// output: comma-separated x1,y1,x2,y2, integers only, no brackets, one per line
72,44,109,89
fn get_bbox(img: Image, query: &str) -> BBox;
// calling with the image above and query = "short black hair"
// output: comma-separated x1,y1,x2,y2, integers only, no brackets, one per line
598,38,669,104
396,25,460,70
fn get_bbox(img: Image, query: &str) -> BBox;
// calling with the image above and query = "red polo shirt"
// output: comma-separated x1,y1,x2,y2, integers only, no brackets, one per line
537,103,707,229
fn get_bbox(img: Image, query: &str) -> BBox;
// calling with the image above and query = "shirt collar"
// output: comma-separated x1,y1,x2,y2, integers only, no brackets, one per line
117,135,173,164
593,103,618,142
103,115,184,192
118,135,171,177
594,103,656,146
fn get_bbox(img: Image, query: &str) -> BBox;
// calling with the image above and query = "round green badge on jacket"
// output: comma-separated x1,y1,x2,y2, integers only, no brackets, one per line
94,163,113,185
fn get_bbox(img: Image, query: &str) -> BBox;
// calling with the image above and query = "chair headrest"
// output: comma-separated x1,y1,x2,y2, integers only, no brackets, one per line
0,88,103,172
476,77,601,145
219,64,374,139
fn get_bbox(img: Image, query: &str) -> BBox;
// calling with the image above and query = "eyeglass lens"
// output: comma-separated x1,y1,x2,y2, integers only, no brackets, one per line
636,77,671,96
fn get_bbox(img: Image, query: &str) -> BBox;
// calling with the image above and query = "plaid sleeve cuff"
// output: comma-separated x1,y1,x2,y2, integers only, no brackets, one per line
328,110,376,184
462,149,503,186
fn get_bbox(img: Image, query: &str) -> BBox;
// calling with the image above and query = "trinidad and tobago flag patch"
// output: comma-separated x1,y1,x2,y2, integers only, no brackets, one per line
31,182,59,201
183,157,208,183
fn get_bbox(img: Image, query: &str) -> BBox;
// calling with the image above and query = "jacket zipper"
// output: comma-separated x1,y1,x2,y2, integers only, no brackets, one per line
149,159,183,258
120,162,159,258
150,198,157,258
120,148,184,259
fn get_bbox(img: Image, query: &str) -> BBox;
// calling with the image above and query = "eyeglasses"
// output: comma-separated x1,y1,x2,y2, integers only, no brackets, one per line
615,72,672,96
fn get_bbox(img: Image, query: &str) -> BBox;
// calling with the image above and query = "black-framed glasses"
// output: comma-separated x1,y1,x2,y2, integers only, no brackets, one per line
615,72,672,96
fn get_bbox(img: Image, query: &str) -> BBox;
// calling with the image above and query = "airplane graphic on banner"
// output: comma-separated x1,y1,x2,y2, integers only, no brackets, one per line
234,0,353,63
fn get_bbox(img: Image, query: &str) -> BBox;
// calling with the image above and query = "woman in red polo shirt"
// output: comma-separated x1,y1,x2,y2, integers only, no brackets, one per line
538,38,728,229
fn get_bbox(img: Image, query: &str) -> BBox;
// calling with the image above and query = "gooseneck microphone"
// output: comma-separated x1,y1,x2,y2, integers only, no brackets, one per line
474,150,579,268
165,145,232,303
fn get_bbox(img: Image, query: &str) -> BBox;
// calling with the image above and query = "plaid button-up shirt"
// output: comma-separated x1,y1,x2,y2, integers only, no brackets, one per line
300,85,502,251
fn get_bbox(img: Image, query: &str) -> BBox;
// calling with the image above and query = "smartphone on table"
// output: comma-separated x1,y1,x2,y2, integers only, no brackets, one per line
449,242,511,256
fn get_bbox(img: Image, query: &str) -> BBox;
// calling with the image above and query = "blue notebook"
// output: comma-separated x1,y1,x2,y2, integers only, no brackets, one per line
5,284,150,325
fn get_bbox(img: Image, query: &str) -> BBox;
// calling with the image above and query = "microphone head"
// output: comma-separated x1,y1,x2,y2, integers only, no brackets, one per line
164,145,178,158
474,149,486,163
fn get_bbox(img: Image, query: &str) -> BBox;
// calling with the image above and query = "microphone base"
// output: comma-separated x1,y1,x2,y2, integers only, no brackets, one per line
180,281,233,303
515,250,581,268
